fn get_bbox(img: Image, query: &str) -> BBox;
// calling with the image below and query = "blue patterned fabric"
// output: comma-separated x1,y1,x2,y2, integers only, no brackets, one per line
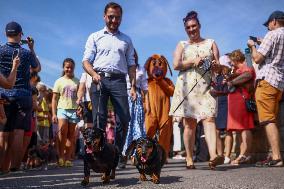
122,89,146,155
215,75,228,130
0,43,37,97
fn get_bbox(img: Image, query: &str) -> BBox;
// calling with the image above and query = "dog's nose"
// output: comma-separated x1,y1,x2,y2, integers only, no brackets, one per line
86,140,92,145
142,151,147,156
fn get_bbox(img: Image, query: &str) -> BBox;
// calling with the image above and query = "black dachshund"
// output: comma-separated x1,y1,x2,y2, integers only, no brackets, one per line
25,141,58,170
81,127,119,186
126,137,166,184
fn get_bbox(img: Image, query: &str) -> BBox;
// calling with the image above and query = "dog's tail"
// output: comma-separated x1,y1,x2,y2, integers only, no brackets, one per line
125,140,137,158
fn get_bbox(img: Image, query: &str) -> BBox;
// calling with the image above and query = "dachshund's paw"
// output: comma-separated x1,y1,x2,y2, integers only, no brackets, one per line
151,174,160,184
102,175,110,184
110,170,115,179
139,173,147,181
152,179,160,184
101,174,105,181
81,177,89,186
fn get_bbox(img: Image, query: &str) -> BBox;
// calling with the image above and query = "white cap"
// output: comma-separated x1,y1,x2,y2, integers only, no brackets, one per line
219,55,231,68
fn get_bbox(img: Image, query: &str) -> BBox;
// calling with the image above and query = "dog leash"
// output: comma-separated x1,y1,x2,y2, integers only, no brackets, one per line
154,64,212,140
96,81,102,129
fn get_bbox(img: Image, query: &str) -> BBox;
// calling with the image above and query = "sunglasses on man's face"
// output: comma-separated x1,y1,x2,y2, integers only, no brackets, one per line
107,15,121,21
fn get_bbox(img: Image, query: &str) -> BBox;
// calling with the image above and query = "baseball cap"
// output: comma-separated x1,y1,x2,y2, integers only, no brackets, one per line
263,10,284,27
5,21,23,35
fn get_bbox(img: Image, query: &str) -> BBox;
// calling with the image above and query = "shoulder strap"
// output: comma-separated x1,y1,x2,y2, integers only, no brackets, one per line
239,88,247,100
180,41,189,49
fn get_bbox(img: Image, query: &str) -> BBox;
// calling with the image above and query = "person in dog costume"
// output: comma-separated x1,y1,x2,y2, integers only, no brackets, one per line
144,54,174,158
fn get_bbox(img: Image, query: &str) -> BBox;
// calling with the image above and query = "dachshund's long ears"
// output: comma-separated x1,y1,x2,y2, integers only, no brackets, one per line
144,57,152,71
125,140,137,157
161,55,173,76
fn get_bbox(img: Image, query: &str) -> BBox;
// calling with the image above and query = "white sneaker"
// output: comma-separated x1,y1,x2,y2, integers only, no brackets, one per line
224,156,231,164
172,154,185,160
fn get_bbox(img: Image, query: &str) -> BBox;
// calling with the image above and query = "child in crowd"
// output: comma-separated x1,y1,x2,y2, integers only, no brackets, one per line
51,58,79,167
106,109,116,144
37,83,50,143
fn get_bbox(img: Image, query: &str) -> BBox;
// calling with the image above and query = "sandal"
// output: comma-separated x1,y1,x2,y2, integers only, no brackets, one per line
64,160,73,167
185,159,196,169
231,155,251,165
186,164,196,169
58,158,64,167
209,155,224,170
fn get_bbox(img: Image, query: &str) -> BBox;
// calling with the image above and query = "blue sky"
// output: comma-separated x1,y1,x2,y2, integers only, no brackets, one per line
0,0,283,87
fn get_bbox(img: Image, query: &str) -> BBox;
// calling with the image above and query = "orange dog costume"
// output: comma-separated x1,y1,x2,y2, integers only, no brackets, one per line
144,54,175,157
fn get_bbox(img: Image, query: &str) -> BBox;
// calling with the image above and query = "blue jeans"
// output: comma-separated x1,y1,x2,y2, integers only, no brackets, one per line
90,76,130,154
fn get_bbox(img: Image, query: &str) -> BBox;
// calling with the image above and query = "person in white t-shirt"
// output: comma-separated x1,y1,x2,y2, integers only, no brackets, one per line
77,72,93,128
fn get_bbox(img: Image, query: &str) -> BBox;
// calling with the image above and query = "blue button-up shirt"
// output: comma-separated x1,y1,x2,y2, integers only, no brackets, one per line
82,27,135,75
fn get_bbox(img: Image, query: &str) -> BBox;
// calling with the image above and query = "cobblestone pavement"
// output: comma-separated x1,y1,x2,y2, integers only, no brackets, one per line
0,159,283,189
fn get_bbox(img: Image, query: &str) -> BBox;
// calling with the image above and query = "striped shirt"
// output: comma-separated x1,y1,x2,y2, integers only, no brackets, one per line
257,27,284,90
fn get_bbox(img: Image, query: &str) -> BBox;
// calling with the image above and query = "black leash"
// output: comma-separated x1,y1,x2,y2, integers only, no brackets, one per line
96,81,102,129
154,66,211,140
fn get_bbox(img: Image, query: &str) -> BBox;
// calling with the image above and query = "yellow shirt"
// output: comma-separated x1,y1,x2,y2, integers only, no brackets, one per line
53,76,79,110
37,98,50,127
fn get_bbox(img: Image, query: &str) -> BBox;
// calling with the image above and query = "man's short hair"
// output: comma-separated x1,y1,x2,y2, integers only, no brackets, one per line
278,19,284,26
104,2,123,15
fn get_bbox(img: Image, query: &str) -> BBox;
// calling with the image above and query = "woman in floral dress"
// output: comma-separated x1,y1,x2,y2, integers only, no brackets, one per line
170,11,223,169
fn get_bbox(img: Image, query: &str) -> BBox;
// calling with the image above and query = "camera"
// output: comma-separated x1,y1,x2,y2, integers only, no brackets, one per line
249,36,258,43
20,36,33,45
199,57,212,71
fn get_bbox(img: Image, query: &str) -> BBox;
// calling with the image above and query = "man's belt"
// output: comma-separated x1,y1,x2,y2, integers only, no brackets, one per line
97,71,125,78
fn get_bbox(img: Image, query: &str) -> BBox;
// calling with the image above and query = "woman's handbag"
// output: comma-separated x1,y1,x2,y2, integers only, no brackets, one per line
240,88,257,113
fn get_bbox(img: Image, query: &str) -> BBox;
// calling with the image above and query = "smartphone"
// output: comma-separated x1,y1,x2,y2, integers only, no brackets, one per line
20,37,33,45
12,48,20,59
20,39,28,45
249,36,258,42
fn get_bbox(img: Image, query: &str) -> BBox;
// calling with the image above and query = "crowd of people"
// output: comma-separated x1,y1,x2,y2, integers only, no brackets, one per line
0,2,283,176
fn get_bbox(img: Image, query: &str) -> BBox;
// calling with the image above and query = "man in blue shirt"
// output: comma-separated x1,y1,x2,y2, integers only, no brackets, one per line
82,2,136,168
0,21,41,173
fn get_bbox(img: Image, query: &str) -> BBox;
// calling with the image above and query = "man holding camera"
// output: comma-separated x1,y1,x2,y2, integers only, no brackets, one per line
82,2,136,169
248,10,284,167
0,21,41,173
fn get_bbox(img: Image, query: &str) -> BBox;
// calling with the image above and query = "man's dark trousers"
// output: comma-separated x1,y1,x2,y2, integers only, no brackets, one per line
90,75,130,154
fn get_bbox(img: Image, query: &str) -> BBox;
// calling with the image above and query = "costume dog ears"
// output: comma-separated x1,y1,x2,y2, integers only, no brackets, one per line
144,54,173,76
